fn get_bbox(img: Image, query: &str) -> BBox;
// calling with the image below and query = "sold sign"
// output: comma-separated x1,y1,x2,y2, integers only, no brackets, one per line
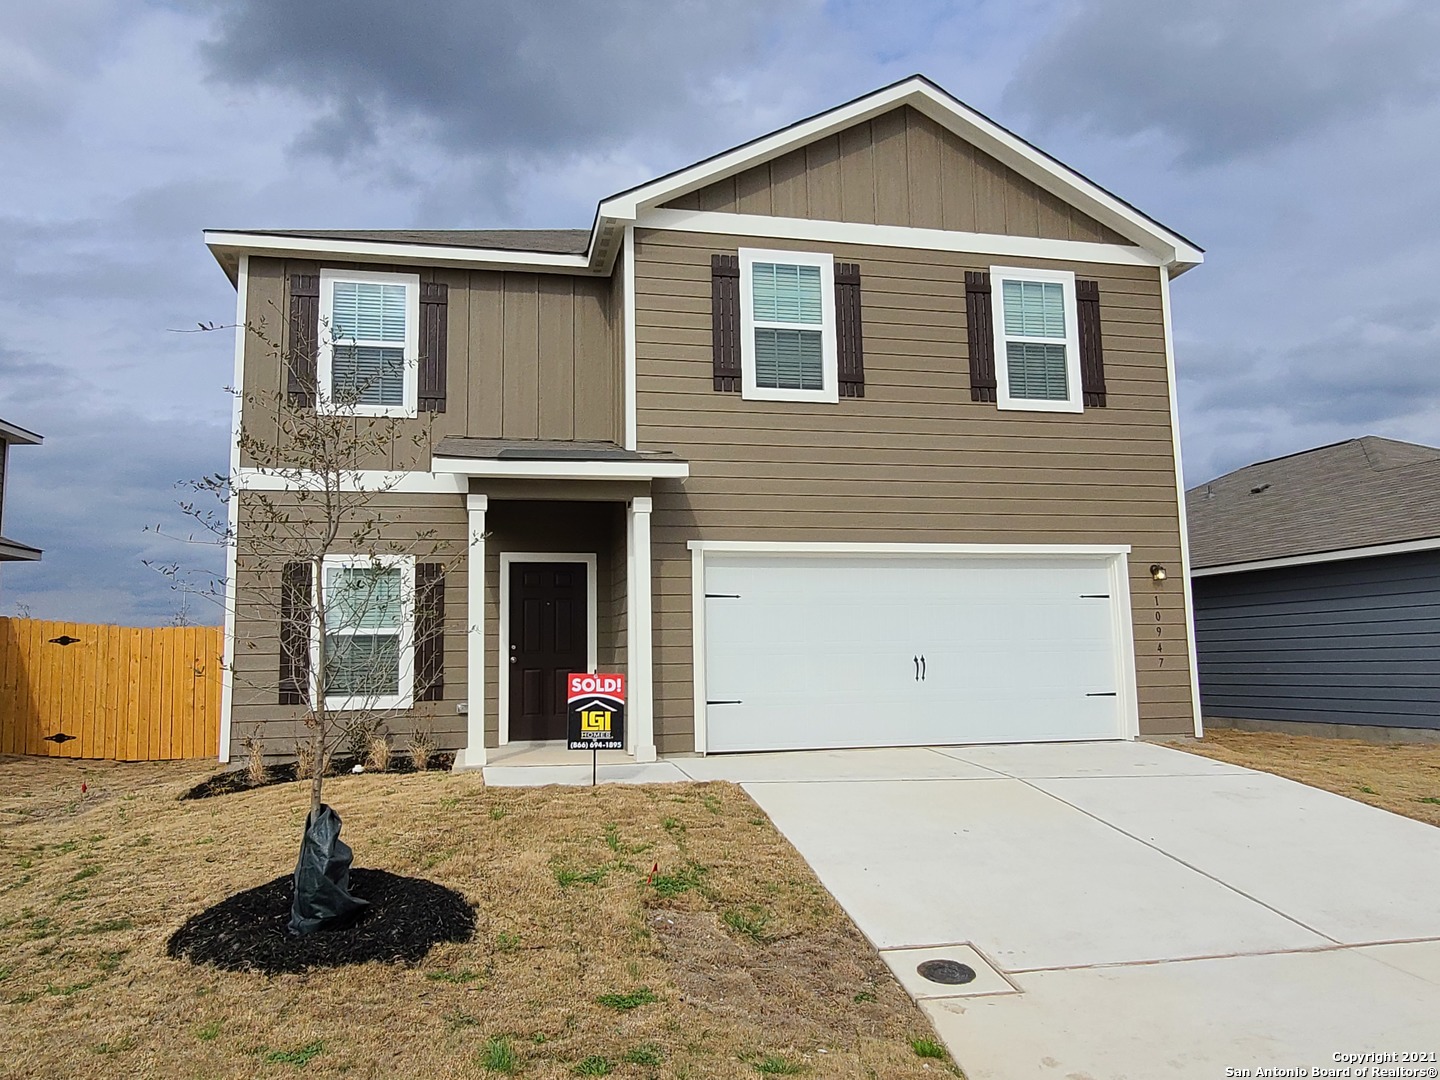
567,673,626,752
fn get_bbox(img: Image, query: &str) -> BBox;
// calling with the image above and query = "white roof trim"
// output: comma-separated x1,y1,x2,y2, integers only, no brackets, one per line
1191,535,1440,578
637,208,1161,267
0,419,43,445
204,231,596,276
432,456,689,482
601,77,1202,270
688,540,1131,557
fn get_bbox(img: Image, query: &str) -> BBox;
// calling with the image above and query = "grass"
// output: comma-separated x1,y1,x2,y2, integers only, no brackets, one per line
264,1040,325,1066
594,986,657,1011
1179,729,1440,827
912,1037,949,1059
478,1036,520,1074
0,754,950,1078
573,1055,614,1075
754,1053,806,1074
622,1043,664,1065
723,904,773,943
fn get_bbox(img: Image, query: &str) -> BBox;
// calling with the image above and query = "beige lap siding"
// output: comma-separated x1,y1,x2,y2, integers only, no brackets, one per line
239,257,621,473
633,228,1193,753
229,490,470,760
662,105,1130,245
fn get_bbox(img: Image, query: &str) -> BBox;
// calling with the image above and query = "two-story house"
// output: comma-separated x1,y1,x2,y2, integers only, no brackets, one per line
205,75,1204,768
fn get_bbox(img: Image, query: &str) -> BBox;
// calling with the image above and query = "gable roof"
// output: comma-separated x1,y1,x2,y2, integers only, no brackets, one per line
1186,437,1440,571
207,74,1202,282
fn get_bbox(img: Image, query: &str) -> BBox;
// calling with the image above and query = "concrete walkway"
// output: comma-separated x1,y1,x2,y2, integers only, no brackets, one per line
480,742,1440,1075
670,742,1440,1079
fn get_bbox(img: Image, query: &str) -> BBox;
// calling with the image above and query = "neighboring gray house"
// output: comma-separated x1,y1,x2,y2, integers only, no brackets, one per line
1187,437,1440,740
0,418,42,565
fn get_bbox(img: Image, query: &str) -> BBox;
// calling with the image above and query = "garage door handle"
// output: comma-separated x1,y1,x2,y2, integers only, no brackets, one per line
913,655,919,681
1086,692,1117,697
920,655,926,680
706,699,743,706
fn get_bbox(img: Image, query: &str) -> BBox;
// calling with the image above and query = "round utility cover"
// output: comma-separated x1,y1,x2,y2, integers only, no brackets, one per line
917,959,977,985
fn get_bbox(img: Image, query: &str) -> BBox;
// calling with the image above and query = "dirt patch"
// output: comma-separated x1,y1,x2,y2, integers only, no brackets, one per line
168,869,475,973
0,755,209,824
0,755,955,1079
1180,729,1440,827
651,909,915,1046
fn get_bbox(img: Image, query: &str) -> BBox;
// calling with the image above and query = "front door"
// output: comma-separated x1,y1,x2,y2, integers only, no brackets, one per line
509,561,588,741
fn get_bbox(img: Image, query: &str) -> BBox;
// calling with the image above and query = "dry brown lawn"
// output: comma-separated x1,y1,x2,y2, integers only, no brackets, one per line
0,755,956,1079
1179,729,1440,827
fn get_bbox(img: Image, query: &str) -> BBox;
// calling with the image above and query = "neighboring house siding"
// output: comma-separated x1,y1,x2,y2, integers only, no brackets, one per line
240,257,621,469
1193,551,1440,730
230,489,469,757
633,227,1192,753
662,106,1129,245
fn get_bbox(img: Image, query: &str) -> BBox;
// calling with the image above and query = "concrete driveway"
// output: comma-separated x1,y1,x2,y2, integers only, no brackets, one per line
672,742,1440,1079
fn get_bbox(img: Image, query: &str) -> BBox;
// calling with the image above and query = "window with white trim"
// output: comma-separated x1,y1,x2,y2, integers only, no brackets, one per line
990,265,1083,413
318,268,420,417
316,555,415,711
739,248,838,403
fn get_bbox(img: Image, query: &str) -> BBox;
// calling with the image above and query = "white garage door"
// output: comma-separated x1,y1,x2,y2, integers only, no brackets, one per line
701,553,1131,753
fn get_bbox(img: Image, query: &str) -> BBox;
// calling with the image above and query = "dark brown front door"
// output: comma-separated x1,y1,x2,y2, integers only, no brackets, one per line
509,562,588,742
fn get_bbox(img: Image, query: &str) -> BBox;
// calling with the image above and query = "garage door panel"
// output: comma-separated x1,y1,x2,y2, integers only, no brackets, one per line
703,553,1127,753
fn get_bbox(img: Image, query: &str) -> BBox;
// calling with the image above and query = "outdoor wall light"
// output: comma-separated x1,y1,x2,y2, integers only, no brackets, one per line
1150,564,1168,582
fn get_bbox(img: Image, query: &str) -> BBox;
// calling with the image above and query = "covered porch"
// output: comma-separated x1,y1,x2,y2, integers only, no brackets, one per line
430,438,688,770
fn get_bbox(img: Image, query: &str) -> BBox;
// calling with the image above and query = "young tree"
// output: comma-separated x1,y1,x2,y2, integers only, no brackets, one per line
155,304,461,932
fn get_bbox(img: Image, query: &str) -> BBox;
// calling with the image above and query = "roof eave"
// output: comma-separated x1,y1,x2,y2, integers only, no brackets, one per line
0,419,43,445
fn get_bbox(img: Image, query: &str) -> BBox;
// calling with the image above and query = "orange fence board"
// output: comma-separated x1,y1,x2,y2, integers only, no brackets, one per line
0,618,222,761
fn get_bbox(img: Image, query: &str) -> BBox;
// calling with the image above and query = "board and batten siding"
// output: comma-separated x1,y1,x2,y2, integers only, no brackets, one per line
1193,551,1440,730
633,227,1192,753
239,256,621,471
230,490,470,758
662,106,1130,245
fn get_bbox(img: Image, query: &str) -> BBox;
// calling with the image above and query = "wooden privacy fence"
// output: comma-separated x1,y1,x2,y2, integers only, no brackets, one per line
0,618,222,760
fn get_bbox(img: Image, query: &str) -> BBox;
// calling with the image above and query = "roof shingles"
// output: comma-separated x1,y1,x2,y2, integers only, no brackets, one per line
1186,436,1440,569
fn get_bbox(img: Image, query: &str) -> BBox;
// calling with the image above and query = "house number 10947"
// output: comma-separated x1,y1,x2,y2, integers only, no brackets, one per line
1155,594,1164,667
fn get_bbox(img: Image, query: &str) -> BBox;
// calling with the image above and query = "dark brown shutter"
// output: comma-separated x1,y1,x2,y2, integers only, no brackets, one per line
835,263,865,398
711,254,741,392
415,562,445,702
1076,279,1107,408
419,281,448,413
964,271,997,403
280,561,312,706
286,275,319,408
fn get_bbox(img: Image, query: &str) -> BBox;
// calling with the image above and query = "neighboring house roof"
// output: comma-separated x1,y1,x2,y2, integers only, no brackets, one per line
1187,437,1440,571
206,74,1203,283
0,536,42,562
0,418,43,445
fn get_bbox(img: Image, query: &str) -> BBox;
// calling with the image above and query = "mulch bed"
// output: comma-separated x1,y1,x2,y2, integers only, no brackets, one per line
166,869,476,974
180,752,456,800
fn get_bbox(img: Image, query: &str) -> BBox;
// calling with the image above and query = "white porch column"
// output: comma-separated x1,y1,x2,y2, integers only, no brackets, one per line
455,492,487,770
626,495,657,762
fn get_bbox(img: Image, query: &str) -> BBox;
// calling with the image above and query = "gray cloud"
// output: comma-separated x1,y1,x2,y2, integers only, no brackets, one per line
199,0,789,164
1005,0,1440,166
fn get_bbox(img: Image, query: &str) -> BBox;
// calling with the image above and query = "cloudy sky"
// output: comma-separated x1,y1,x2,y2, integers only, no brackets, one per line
2,0,1437,624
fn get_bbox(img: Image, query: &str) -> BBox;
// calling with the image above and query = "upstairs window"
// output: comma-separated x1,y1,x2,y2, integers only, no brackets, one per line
318,268,419,417
739,249,838,403
990,266,1082,413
